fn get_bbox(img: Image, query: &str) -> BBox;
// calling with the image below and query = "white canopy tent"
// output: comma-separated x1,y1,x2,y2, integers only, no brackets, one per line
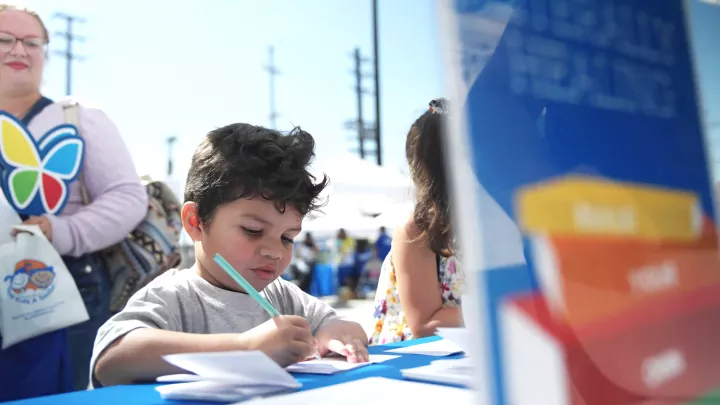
372,200,415,231
311,153,414,208
299,194,378,240
301,154,415,240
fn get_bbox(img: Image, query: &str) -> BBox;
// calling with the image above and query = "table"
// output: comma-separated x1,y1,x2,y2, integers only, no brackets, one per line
6,336,465,405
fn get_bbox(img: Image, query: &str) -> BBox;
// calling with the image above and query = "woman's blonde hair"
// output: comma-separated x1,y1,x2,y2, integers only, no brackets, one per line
0,3,49,43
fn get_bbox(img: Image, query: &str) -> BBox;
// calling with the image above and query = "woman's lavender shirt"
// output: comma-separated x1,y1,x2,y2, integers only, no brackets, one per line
27,98,147,257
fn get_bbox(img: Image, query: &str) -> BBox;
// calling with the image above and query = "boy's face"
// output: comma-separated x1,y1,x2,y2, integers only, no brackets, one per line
184,197,302,292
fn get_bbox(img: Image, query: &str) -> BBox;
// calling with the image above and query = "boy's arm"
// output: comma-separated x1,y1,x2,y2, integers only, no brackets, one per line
91,283,249,387
94,328,249,387
94,282,316,387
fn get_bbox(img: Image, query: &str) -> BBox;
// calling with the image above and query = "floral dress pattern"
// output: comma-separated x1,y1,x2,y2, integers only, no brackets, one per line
369,252,465,344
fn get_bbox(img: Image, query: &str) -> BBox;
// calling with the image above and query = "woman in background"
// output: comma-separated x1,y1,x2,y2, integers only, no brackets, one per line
0,4,146,399
349,238,372,298
336,228,356,303
370,98,464,344
295,232,319,293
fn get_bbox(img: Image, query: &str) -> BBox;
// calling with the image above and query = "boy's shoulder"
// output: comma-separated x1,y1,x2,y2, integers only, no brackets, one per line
264,276,302,298
135,269,318,309
264,277,322,309
145,269,307,299
149,267,192,283
139,268,198,296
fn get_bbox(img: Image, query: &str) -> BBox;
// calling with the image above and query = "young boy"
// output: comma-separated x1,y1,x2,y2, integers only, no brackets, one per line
91,124,369,387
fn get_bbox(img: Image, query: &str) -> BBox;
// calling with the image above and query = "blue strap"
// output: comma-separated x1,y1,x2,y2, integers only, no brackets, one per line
22,96,54,125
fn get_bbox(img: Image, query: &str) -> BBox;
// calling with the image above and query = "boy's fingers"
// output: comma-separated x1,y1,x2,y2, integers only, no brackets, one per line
325,336,369,362
325,339,351,357
347,339,369,363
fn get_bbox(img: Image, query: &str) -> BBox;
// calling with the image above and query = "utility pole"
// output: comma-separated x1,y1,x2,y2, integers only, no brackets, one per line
166,136,177,178
346,48,379,161
372,0,382,166
53,13,85,96
264,46,280,129
353,48,366,159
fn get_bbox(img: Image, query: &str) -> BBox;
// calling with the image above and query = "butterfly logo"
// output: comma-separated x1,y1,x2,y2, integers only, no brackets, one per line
0,111,84,216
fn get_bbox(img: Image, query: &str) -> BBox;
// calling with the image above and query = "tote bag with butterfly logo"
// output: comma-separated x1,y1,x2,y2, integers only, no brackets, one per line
0,225,89,349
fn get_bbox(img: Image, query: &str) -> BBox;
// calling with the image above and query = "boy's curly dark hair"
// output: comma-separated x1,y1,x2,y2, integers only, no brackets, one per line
406,104,453,258
184,123,328,224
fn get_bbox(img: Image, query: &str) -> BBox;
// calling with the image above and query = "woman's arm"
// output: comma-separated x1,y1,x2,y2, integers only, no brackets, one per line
48,106,148,257
393,218,463,338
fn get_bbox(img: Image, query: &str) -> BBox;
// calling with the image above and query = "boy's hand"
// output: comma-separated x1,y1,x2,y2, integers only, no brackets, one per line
243,315,314,367
318,335,369,363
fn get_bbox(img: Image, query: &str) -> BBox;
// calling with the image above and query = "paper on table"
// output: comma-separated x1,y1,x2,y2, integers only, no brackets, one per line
156,380,294,403
431,357,474,370
400,357,476,387
436,327,470,354
401,364,475,387
284,354,399,374
162,350,300,388
227,376,475,405
157,374,206,383
385,339,464,356
156,373,253,383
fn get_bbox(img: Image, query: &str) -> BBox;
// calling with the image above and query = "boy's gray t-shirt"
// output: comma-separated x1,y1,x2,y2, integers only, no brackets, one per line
90,268,340,387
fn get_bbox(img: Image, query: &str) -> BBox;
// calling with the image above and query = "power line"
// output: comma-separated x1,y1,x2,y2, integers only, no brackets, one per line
53,13,86,96
372,0,382,166
264,46,280,129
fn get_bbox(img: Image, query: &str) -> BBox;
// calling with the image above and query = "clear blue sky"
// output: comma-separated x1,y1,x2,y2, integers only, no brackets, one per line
24,0,445,181
689,0,720,179
20,0,720,181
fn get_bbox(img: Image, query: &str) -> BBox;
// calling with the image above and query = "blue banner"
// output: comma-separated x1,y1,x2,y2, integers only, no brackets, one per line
441,0,720,403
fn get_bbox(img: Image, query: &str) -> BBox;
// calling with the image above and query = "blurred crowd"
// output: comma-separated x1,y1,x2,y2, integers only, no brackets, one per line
284,226,392,302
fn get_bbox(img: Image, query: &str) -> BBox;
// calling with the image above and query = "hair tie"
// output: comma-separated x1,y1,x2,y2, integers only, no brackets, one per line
429,98,448,115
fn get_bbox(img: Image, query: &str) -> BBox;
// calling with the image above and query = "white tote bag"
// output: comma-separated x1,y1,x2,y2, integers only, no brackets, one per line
0,225,89,349
0,192,20,247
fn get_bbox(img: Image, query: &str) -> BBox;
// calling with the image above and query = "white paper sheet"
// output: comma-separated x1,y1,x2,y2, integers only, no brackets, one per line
401,364,475,387
161,350,300,388
431,357,474,371
155,380,295,403
436,327,471,354
228,376,475,405
385,339,464,356
157,373,238,383
284,354,399,374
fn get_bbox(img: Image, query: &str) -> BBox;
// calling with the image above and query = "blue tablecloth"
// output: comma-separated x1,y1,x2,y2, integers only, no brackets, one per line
5,336,464,405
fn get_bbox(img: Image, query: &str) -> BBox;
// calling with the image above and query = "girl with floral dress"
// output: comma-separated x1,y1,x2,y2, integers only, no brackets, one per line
370,99,465,344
